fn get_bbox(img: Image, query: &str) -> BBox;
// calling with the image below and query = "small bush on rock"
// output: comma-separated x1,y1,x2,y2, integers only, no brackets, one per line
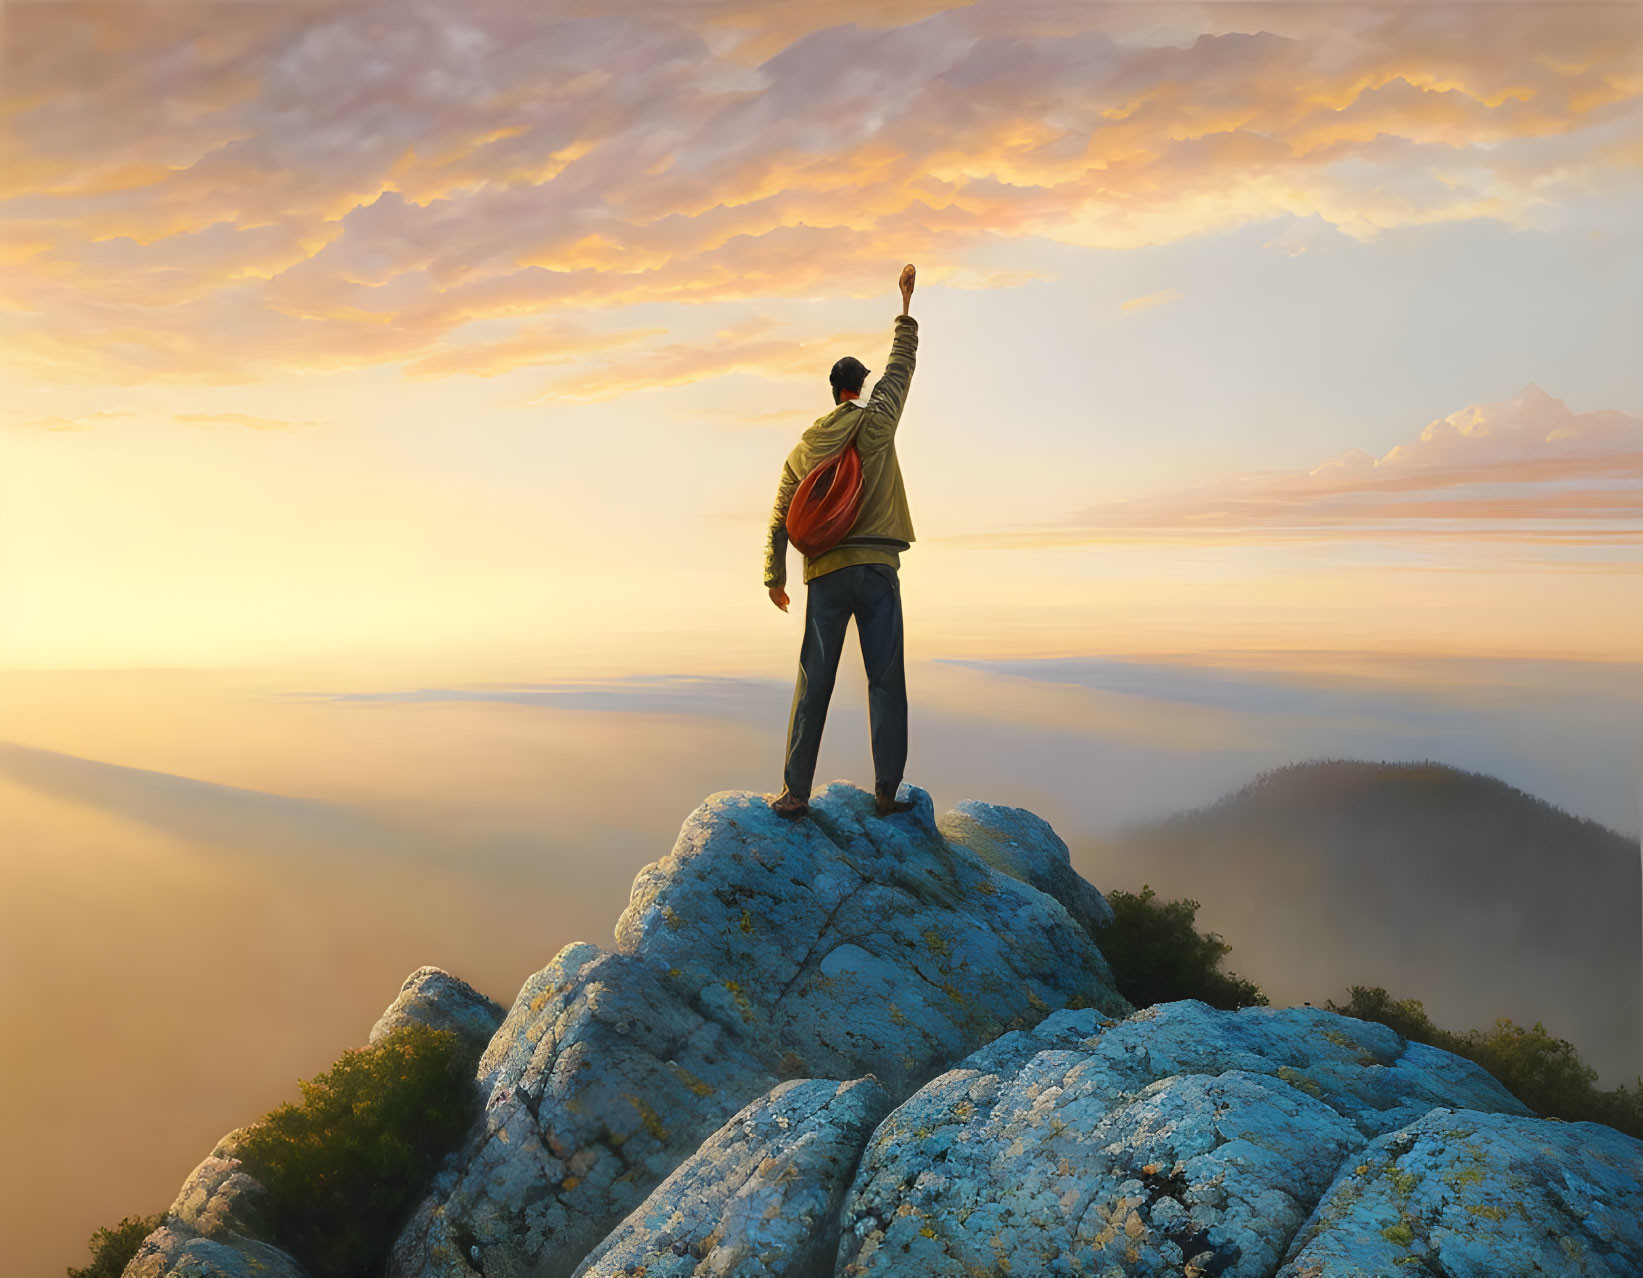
1096,884,1268,1010
68,1211,165,1278
232,1021,485,1278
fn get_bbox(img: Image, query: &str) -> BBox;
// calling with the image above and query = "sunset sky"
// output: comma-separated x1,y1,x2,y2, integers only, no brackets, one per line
3,5,1642,1274
2,0,1640,671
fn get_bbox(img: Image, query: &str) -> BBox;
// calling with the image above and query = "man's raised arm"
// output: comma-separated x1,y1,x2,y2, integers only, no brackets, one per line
856,264,917,454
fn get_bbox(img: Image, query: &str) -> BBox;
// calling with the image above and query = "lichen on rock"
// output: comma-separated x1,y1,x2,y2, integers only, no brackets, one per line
389,782,1130,1278
834,1001,1543,1277
1276,1106,1643,1276
121,1127,309,1278
368,965,506,1051
571,1076,891,1278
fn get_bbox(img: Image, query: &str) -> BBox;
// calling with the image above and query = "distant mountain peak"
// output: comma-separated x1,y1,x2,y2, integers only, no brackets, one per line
1168,757,1625,841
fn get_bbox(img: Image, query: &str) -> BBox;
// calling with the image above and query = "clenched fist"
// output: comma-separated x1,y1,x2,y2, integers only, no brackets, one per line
899,263,915,315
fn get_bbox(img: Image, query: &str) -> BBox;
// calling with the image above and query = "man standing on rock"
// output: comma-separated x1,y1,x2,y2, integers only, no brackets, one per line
764,263,920,821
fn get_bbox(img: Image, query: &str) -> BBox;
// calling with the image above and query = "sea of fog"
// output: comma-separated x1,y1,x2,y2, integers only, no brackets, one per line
3,652,1639,1278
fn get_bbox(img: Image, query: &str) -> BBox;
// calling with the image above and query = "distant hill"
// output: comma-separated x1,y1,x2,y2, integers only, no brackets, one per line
1089,759,1641,1087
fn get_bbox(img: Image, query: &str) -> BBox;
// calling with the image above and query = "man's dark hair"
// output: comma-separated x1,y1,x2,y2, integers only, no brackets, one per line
829,355,869,400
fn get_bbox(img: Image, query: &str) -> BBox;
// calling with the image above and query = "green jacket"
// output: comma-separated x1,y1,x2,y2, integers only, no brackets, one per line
764,314,918,589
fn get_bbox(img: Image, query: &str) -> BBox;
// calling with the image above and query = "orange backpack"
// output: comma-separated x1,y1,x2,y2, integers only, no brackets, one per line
785,417,864,557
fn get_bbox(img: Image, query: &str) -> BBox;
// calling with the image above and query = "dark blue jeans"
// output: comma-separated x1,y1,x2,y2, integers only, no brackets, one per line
782,562,907,802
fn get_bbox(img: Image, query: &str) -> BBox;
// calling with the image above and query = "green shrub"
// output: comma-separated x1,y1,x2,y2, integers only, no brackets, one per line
1096,884,1268,1011
68,1212,165,1278
1327,985,1643,1140
232,1021,485,1278
1324,984,1447,1045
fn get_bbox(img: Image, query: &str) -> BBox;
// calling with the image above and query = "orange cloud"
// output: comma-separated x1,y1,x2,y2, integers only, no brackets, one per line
1,2,1638,386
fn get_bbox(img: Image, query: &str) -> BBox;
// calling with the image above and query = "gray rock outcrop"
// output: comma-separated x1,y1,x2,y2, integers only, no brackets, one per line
388,782,1131,1278
1278,1106,1643,1276
571,1076,891,1278
937,798,1115,937
368,965,507,1050
121,1127,309,1278
835,1001,1545,1276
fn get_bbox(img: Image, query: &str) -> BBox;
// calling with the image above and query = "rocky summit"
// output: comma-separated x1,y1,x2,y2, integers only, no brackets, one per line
120,781,1643,1278
393,782,1130,1278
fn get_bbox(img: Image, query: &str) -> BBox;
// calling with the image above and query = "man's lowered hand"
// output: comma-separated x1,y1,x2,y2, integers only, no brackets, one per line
769,586,790,612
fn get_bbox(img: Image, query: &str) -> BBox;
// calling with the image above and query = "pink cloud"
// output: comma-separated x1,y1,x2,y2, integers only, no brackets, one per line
1,1,1639,386
980,385,1643,546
